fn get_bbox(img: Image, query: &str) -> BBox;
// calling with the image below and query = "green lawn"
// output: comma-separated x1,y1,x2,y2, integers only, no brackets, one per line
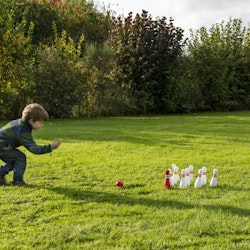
0,112,249,249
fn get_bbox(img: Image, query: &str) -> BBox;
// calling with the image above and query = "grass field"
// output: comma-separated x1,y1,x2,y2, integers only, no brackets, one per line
0,112,250,249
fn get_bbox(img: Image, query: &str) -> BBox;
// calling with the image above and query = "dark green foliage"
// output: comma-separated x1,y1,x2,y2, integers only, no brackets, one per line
31,30,86,118
0,0,113,119
13,0,58,45
0,0,250,119
110,10,186,114
12,0,112,45
55,0,113,44
0,0,34,119
185,18,250,112
72,42,119,118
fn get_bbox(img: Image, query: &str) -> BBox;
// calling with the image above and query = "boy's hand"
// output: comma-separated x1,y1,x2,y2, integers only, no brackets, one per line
51,140,61,150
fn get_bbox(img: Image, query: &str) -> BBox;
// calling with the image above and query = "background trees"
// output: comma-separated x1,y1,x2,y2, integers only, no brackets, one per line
185,18,250,112
0,0,113,119
31,30,87,118
0,0,34,119
0,0,250,119
110,10,186,114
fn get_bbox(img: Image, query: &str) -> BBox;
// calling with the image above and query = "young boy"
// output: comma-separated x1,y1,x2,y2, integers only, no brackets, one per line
0,103,61,186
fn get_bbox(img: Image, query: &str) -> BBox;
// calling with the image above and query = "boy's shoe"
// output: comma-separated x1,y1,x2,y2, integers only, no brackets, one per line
12,181,28,186
0,177,10,186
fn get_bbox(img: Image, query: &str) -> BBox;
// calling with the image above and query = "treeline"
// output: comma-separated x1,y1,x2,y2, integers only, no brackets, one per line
0,0,250,119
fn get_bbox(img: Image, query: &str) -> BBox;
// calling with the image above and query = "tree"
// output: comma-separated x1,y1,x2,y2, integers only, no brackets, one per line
0,0,114,119
13,0,112,46
31,30,87,118
55,0,113,44
187,18,249,111
110,10,185,114
0,0,34,119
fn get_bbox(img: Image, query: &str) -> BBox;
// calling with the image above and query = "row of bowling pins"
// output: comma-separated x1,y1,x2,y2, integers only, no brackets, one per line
164,164,218,189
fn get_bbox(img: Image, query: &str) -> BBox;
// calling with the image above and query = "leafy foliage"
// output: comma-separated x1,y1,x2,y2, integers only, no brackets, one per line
55,0,113,44
0,0,250,119
13,0,112,45
185,18,250,111
0,0,114,119
31,29,86,118
110,10,186,114
76,42,129,117
0,1,34,119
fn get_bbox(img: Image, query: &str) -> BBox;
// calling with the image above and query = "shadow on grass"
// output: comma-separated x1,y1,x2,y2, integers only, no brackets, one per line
38,185,250,217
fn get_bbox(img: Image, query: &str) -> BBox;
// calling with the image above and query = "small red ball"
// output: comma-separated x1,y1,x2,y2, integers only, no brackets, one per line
115,180,124,187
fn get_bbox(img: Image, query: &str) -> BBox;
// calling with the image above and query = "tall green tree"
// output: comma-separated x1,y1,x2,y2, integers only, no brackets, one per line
0,0,114,119
31,29,87,118
110,10,185,114
187,18,249,111
14,0,58,45
55,0,113,44
13,0,112,46
0,0,34,119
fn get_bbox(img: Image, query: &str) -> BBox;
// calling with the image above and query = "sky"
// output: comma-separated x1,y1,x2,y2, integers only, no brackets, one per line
95,0,250,38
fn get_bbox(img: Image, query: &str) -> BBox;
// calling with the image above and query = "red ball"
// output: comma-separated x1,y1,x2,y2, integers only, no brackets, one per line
115,180,124,187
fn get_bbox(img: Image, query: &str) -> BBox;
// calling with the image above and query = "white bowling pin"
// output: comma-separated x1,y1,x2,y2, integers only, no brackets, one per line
172,163,176,169
189,165,194,182
201,166,207,186
209,169,218,187
194,169,202,188
180,169,187,188
172,164,180,185
185,167,190,186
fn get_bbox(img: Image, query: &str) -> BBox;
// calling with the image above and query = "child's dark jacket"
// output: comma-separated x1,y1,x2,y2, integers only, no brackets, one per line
0,119,52,155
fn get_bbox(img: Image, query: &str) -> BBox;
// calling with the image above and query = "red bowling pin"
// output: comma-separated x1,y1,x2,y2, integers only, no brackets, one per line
164,169,171,189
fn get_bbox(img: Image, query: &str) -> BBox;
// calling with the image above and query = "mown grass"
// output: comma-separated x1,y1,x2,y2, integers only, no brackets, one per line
0,112,250,249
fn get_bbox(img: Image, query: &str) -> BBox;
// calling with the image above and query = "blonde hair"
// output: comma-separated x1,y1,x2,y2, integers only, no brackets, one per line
22,103,49,122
